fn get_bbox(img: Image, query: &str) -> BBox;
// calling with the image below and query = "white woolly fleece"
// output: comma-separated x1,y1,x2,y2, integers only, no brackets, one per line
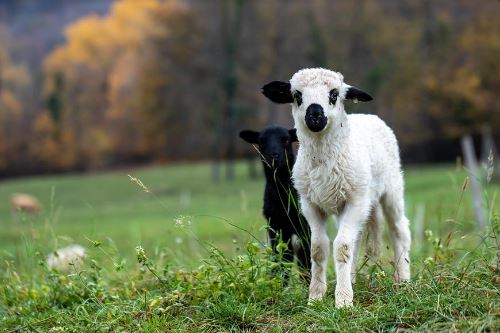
285,67,411,308
290,68,345,91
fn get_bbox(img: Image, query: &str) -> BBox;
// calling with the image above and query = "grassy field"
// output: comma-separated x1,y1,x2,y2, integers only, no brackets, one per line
0,161,499,332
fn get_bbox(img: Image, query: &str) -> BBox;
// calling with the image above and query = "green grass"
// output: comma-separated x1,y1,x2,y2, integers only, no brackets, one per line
0,163,266,265
0,161,499,332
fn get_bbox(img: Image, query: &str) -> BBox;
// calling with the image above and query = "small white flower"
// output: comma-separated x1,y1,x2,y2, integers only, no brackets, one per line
174,215,192,228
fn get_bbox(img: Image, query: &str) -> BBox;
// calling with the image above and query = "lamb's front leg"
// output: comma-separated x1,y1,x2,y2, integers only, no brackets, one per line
301,200,329,303
334,197,370,307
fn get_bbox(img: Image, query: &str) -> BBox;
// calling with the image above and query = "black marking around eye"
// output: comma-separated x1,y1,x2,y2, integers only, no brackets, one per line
294,91,302,106
329,89,338,105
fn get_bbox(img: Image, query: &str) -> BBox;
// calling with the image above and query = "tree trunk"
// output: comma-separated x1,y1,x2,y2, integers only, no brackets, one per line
266,0,288,125
247,155,258,179
222,0,244,181
417,0,439,160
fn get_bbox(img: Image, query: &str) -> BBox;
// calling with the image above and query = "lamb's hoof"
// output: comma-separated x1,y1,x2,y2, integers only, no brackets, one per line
335,298,353,308
394,272,410,284
335,289,353,308
307,296,323,306
307,290,326,305
308,283,327,305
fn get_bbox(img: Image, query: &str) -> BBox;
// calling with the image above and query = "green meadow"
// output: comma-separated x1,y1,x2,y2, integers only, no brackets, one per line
1,162,499,332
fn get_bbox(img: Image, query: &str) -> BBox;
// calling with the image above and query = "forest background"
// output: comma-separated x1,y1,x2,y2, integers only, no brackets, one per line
0,0,498,179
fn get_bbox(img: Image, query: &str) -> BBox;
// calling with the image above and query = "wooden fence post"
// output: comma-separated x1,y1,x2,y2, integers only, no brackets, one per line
481,125,500,183
460,135,486,229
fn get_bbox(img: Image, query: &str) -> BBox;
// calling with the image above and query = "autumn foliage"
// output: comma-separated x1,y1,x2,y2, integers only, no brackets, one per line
0,0,498,177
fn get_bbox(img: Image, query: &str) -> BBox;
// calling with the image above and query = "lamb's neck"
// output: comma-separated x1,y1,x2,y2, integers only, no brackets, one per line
300,121,350,165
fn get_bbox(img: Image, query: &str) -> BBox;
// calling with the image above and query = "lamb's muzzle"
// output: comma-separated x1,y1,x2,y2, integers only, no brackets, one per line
305,104,327,132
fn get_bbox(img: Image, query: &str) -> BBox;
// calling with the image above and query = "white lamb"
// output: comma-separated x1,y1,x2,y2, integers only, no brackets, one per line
262,68,411,307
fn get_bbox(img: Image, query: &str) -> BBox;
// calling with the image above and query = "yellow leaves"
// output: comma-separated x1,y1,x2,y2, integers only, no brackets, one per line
41,1,175,169
67,16,110,63
107,51,138,119
2,64,31,88
33,112,56,135
460,15,500,54
38,0,193,169
88,128,112,157
106,0,162,47
448,69,482,103
43,0,176,114
32,118,61,165
423,77,438,91
0,90,22,116
32,112,77,170
0,30,30,120
47,0,165,71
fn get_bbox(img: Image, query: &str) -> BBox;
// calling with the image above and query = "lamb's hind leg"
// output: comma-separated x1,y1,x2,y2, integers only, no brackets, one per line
352,205,383,284
294,234,311,283
382,191,411,282
301,200,329,303
350,229,362,284
293,220,312,282
365,205,383,260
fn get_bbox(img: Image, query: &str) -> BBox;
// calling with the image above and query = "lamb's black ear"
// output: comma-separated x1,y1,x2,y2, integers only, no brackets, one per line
289,128,298,143
261,81,294,104
239,130,260,144
345,86,373,102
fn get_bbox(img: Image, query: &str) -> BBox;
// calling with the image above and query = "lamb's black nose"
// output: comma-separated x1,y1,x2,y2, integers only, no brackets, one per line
305,104,327,132
270,153,279,160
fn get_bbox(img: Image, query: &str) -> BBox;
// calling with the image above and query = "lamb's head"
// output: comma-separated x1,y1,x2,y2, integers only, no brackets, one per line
262,68,372,134
239,126,298,169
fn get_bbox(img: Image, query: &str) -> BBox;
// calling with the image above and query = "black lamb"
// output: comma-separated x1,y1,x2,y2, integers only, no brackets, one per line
239,126,311,277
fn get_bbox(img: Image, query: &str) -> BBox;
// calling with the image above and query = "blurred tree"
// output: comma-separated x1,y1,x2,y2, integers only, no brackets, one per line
211,0,245,181
0,25,32,175
136,1,200,162
260,0,291,126
306,6,328,69
46,72,64,123
32,112,77,171
43,0,188,169
422,2,500,142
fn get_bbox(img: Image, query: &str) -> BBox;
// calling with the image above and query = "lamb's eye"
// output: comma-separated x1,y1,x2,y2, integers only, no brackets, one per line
329,89,338,105
293,91,302,106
